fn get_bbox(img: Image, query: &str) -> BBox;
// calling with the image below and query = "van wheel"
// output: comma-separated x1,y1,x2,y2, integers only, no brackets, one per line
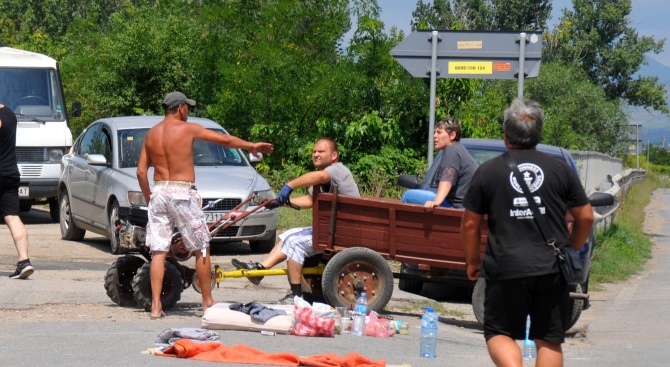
48,197,59,222
60,189,85,240
131,262,183,311
321,247,393,312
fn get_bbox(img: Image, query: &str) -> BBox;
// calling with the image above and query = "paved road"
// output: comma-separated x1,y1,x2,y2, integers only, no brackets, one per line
1,190,669,366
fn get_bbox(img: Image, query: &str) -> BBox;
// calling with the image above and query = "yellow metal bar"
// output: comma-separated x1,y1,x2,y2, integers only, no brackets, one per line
214,263,324,285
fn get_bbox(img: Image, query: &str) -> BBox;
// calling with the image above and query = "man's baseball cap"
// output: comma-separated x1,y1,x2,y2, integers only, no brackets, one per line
162,91,196,109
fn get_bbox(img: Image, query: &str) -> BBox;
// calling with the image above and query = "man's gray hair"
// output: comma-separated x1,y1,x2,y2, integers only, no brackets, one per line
503,97,544,148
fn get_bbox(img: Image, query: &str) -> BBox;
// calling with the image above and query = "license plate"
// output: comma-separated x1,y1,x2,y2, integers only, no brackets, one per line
18,186,29,198
204,212,225,223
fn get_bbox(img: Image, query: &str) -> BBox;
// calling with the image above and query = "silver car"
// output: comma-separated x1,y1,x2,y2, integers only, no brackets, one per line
58,116,277,254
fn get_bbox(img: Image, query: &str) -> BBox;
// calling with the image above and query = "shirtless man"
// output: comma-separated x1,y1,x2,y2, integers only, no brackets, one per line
137,91,273,319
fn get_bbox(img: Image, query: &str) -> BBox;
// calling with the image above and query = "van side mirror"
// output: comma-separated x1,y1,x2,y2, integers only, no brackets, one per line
71,101,82,117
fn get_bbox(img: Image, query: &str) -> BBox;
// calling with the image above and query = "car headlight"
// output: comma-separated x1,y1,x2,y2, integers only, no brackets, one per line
249,189,276,206
128,191,147,206
48,148,66,162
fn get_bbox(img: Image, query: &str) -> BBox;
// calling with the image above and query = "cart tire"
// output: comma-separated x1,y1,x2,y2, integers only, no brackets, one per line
131,262,183,311
321,247,393,312
565,284,584,331
249,231,276,253
472,278,486,327
104,255,146,307
472,278,584,332
398,263,424,294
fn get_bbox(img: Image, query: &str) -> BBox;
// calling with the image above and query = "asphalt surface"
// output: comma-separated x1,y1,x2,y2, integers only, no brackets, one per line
1,189,669,366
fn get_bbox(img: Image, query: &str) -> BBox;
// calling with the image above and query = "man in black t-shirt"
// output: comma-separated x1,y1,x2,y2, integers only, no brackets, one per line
0,104,34,279
461,98,594,367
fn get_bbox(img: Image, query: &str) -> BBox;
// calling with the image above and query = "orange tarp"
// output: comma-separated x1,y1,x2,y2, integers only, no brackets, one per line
155,339,386,367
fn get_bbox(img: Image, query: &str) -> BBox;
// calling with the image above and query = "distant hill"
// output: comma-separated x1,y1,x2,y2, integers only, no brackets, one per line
627,56,670,147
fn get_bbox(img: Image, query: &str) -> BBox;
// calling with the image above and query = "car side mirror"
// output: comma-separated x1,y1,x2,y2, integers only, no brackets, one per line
589,192,614,207
397,174,421,189
248,152,262,165
86,154,108,166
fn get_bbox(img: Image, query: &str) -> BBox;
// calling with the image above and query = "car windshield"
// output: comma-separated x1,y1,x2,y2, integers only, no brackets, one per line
117,128,248,168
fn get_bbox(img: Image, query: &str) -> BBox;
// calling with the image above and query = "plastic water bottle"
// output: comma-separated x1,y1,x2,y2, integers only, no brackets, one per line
420,307,437,358
351,292,368,337
523,315,536,360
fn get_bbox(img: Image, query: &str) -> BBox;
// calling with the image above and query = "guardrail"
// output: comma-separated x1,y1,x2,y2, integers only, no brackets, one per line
570,150,646,232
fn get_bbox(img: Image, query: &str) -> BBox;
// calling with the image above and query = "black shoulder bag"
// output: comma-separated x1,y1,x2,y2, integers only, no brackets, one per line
503,151,584,285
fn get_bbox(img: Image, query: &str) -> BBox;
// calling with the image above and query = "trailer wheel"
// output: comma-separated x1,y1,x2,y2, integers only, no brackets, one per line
472,278,486,327
104,255,145,307
131,262,183,311
321,247,393,312
472,278,584,332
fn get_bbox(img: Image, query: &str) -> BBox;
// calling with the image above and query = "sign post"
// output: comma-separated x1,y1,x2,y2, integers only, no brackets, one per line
391,30,543,167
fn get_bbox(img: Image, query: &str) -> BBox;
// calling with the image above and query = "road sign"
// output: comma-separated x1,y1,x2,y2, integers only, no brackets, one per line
390,30,542,79
390,30,543,166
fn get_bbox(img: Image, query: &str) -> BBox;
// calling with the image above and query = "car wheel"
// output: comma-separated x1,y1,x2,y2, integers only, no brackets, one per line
104,255,145,307
131,261,183,312
472,278,486,327
249,231,276,253
108,199,121,254
48,197,59,223
60,188,85,240
398,263,424,294
565,284,585,331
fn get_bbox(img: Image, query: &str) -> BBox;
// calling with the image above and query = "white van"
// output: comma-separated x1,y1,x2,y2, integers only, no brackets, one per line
0,47,81,222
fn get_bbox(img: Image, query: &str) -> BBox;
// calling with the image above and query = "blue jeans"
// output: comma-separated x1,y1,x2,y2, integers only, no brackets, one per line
401,189,454,208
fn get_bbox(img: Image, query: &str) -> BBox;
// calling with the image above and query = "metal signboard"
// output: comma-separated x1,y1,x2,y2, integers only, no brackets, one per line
390,30,543,166
390,30,542,79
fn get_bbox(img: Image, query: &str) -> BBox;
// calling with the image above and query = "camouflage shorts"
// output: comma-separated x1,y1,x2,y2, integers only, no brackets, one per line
147,183,211,253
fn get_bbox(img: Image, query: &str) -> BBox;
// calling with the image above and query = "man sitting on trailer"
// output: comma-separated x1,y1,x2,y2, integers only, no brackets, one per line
231,137,360,304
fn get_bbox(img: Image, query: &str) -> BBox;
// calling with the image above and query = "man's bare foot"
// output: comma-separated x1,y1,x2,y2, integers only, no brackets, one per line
202,299,217,314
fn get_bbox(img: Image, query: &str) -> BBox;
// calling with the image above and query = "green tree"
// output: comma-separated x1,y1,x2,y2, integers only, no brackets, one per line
544,0,668,113
411,0,552,31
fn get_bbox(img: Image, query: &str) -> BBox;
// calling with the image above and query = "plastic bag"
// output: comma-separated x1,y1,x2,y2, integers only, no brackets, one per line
364,311,395,338
292,298,335,337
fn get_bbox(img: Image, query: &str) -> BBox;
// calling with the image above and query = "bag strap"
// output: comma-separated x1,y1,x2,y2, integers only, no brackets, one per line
503,151,560,255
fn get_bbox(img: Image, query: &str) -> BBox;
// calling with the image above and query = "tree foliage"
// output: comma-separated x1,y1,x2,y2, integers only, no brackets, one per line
544,0,668,113
0,0,666,193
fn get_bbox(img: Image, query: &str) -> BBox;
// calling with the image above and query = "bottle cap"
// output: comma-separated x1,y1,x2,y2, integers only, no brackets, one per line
421,307,434,312
360,292,366,297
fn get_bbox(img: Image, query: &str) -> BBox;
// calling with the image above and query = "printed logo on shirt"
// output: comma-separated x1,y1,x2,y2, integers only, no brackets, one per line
509,163,545,219
509,163,544,193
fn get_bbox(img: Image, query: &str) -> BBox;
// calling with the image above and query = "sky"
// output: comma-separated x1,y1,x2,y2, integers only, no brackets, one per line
375,0,670,68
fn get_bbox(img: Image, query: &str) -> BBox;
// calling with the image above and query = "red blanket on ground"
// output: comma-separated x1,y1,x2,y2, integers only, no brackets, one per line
155,339,386,367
